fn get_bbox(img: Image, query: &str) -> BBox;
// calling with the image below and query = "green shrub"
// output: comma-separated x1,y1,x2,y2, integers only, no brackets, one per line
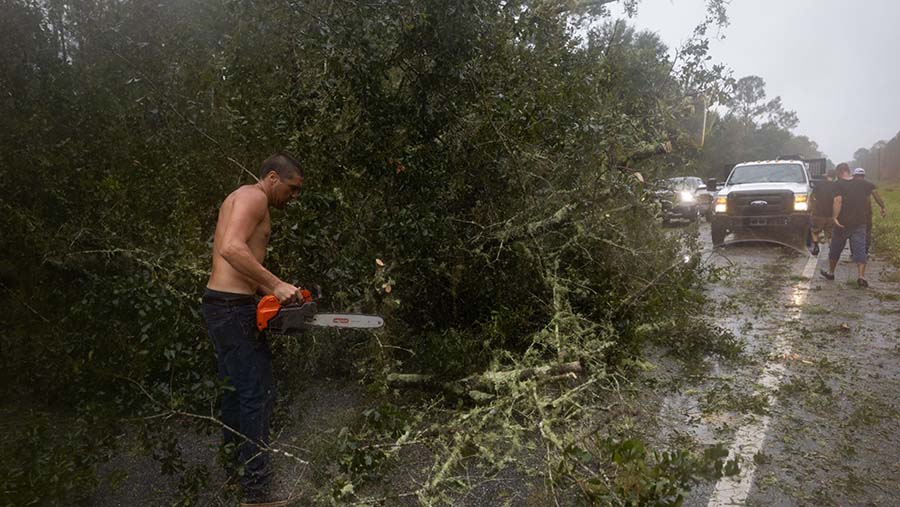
0,0,733,502
0,411,118,507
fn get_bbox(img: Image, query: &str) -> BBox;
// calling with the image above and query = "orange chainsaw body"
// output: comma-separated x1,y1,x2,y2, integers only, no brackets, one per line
256,290,312,331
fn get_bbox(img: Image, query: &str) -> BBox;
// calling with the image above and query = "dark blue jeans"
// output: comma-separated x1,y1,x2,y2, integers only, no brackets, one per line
201,289,275,498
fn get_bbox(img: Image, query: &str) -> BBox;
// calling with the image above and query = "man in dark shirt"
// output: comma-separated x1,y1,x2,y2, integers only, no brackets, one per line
821,165,886,286
809,168,837,256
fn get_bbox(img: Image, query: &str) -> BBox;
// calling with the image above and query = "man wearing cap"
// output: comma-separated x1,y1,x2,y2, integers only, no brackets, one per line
821,165,885,287
852,167,887,254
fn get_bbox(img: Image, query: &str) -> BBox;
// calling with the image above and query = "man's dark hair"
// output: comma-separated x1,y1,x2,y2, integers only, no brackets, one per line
835,162,850,176
259,152,303,180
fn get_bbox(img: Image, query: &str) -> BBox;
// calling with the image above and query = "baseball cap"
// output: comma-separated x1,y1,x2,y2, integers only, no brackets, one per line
853,167,866,176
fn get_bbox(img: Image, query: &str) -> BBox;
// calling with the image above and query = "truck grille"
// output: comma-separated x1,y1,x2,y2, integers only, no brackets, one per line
728,191,793,216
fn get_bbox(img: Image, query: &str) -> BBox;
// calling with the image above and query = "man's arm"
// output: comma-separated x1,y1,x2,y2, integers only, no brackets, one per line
220,190,300,302
832,194,844,228
872,190,887,217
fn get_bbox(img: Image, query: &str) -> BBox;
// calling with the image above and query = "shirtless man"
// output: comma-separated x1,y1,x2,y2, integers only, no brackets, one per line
201,152,303,506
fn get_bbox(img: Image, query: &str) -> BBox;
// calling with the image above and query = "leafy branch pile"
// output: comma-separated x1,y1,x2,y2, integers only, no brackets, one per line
0,0,739,505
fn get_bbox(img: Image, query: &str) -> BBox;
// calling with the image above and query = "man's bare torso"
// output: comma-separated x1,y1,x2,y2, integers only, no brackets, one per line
207,185,271,295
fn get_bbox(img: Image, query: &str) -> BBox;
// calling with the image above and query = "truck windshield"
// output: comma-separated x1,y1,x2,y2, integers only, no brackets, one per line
727,164,806,185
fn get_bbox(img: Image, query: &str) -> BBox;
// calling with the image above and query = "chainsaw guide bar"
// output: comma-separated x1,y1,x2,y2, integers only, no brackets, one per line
256,295,384,334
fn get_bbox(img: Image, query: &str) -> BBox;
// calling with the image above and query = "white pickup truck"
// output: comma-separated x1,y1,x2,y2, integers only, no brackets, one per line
708,158,824,246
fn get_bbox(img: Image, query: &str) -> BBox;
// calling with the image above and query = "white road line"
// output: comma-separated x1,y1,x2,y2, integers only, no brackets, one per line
706,254,819,507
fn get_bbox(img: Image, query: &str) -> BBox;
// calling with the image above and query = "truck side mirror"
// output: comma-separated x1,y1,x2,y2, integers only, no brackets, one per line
706,178,717,192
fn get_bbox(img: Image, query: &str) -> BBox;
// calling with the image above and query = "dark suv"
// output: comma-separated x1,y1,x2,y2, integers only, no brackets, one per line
656,177,712,224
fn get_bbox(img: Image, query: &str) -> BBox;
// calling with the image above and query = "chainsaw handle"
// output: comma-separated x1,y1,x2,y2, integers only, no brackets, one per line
257,295,281,331
257,286,313,331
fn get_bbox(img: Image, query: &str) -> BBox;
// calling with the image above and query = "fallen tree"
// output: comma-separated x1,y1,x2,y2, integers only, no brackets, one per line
387,360,584,401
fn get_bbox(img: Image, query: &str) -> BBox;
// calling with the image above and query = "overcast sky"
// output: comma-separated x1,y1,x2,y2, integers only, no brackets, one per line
606,0,900,163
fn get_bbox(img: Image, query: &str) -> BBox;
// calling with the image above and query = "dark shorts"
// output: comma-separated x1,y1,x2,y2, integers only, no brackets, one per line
810,216,833,236
829,224,867,264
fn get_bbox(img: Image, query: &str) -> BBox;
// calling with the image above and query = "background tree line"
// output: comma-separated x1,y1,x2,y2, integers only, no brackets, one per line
691,75,833,179
0,0,819,504
852,131,900,181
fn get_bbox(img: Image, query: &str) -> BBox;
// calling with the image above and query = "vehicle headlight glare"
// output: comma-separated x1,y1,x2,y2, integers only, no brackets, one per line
679,191,695,203
714,196,727,213
794,194,808,211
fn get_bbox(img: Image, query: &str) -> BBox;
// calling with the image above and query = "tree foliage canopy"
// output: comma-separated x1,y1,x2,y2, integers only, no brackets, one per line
0,0,772,504
694,74,830,178
0,0,726,400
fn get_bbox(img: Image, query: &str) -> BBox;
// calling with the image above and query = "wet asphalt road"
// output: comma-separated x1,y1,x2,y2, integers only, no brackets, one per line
661,221,900,507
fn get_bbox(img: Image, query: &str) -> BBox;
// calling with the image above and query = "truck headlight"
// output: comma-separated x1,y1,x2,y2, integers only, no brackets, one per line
794,194,808,211
714,196,727,213
679,191,695,203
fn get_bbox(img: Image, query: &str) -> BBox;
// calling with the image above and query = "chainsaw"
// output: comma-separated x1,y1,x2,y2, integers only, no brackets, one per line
256,286,384,334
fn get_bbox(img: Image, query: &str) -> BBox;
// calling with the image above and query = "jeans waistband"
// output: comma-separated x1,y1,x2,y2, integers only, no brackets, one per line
202,287,257,307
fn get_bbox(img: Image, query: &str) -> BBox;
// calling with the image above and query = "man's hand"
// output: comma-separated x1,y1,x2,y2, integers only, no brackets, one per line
833,217,844,228
273,281,303,304
881,206,887,218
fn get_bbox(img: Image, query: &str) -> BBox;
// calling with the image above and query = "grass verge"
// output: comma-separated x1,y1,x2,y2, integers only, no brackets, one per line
873,184,900,267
